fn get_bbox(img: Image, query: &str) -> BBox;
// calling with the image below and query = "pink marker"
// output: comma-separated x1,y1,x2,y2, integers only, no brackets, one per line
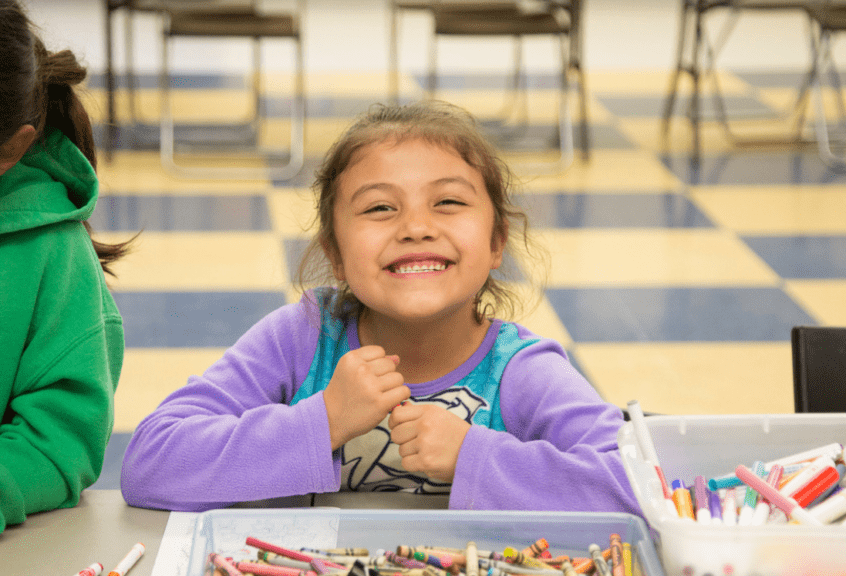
735,465,822,525
751,464,783,525
72,562,103,576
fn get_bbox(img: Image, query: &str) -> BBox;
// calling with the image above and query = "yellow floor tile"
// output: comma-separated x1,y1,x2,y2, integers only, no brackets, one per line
534,228,780,286
508,149,684,190
573,342,794,415
96,232,289,291
784,280,846,326
266,189,318,236
84,89,256,124
432,90,612,124
98,151,273,192
690,186,846,234
114,348,227,432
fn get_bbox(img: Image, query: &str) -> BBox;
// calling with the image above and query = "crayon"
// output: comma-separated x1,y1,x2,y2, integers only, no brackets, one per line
108,543,145,576
609,534,624,576
302,549,370,557
520,539,548,558
210,554,243,576
249,537,319,564
236,561,310,576
502,548,548,570
622,543,633,576
465,542,479,576
560,560,577,576
588,545,612,576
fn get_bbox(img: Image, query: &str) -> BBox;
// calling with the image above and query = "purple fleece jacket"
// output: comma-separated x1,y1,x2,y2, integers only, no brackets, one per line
120,291,641,515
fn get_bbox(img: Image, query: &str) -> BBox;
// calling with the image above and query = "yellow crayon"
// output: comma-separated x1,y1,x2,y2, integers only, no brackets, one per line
622,543,632,576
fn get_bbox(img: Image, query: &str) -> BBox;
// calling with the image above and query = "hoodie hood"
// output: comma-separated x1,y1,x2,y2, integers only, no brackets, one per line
0,127,98,236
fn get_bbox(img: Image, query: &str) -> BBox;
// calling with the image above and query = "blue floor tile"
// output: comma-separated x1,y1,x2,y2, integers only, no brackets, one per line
742,236,846,279
546,287,816,342
89,433,132,490
662,152,846,185
597,95,776,119
515,193,714,228
114,292,287,348
91,195,272,232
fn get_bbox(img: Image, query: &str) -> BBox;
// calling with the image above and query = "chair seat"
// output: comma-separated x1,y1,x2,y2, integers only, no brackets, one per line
433,7,571,36
167,10,298,38
805,6,846,30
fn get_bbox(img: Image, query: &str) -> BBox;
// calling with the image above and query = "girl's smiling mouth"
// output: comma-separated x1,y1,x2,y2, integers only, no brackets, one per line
386,255,453,275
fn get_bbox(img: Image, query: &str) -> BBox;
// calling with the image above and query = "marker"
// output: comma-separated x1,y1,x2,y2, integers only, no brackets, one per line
751,464,784,525
809,489,846,524
708,488,723,524
735,464,823,525
108,543,145,576
671,479,695,520
626,401,675,516
73,563,103,576
693,476,711,523
708,443,843,490
721,488,737,526
789,461,841,508
738,461,765,525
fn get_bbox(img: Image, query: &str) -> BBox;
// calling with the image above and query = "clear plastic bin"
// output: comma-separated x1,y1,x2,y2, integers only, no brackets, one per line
618,413,846,576
186,508,665,576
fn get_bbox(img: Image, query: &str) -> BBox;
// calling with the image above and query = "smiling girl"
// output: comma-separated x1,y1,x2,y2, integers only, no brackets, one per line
121,101,640,515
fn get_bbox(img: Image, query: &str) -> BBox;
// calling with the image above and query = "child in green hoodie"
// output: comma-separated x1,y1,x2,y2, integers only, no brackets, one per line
0,0,135,532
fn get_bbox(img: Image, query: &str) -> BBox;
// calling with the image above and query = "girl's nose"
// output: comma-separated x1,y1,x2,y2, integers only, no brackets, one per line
398,207,437,241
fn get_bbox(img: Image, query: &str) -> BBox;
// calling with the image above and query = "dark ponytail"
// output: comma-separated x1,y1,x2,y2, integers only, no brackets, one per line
1,0,135,277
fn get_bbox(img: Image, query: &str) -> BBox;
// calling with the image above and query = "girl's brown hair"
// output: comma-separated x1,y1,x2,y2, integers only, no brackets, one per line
298,100,546,323
0,0,134,276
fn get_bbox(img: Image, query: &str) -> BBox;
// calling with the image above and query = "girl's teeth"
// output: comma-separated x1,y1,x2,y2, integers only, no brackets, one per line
395,263,446,274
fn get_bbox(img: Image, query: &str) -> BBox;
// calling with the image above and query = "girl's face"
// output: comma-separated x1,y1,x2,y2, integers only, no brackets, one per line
327,138,506,327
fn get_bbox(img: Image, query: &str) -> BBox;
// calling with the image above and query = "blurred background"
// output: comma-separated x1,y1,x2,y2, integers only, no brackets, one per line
20,0,846,486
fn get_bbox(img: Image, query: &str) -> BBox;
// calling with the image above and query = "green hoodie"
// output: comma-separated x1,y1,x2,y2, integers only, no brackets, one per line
0,128,124,532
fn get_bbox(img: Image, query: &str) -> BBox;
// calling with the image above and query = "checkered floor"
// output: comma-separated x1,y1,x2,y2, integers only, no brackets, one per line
82,67,846,488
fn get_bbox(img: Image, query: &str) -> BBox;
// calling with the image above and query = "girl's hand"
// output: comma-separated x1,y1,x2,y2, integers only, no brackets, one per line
323,346,409,450
388,403,470,483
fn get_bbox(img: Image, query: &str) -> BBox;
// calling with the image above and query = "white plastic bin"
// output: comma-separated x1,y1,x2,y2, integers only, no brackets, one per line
186,508,665,576
618,413,846,576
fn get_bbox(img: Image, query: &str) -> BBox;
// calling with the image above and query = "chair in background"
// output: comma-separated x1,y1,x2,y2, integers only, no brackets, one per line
791,326,846,413
799,4,846,170
662,0,817,159
104,0,305,180
391,1,588,173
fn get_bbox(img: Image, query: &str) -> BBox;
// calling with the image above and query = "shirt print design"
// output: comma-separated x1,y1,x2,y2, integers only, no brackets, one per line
340,387,487,493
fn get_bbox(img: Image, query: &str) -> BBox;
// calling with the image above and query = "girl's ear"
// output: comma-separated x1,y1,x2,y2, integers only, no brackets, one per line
0,125,37,176
490,219,509,270
320,237,346,282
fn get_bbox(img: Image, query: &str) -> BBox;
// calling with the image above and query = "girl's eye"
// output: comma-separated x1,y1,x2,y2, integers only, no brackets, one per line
437,198,466,207
363,204,393,214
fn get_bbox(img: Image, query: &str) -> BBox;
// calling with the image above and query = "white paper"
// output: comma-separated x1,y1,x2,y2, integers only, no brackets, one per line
150,512,201,576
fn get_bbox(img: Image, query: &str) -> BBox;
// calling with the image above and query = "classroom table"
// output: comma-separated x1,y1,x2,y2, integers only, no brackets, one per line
0,490,450,576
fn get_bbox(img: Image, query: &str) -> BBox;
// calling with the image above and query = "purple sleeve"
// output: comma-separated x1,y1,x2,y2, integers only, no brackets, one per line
448,330,642,516
120,294,341,511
